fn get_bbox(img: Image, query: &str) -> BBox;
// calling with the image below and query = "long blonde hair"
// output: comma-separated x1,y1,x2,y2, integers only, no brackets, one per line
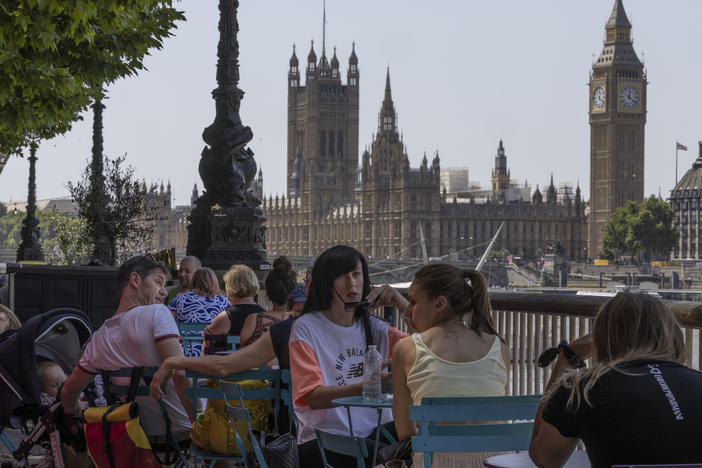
547,292,684,409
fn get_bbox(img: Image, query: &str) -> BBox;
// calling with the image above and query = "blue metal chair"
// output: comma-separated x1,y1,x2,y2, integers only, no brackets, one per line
280,369,298,435
178,322,240,356
410,395,542,468
222,382,267,468
0,427,16,454
186,367,281,467
314,427,368,468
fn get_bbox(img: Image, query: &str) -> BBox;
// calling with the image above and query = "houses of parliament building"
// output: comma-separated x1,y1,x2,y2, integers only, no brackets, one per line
261,42,588,261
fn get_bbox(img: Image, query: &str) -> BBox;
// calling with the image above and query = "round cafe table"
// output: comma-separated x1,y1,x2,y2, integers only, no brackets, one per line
484,450,590,468
332,395,395,467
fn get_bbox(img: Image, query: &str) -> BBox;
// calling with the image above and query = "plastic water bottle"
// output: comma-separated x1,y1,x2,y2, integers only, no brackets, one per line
362,345,382,400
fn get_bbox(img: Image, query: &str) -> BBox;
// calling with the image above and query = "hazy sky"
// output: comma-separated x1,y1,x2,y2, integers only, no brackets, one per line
2,0,701,207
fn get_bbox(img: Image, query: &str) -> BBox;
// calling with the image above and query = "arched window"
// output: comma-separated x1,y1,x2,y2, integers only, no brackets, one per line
328,131,335,157
337,131,343,157
319,132,326,158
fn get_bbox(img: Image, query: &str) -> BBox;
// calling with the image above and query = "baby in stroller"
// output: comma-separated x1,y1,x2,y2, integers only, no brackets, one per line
0,308,94,467
38,361,66,407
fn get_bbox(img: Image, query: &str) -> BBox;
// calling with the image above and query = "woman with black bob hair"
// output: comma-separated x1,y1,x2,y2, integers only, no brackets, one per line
289,245,407,467
530,292,702,468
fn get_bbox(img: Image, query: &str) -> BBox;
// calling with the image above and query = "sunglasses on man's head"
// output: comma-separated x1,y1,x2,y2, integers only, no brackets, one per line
131,253,157,274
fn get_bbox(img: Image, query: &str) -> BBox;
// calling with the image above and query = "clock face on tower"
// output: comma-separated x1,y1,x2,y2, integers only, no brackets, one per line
619,86,639,108
592,86,605,110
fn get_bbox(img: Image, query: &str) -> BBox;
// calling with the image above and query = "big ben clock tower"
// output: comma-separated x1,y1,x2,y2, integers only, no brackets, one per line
588,0,646,259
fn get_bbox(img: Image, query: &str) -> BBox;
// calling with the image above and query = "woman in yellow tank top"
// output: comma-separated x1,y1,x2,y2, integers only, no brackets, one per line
369,263,510,468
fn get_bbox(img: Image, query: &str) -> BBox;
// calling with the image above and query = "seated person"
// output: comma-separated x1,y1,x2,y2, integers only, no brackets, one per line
170,267,231,357
240,256,296,348
288,283,307,315
204,264,265,340
288,245,407,468
164,256,200,306
62,255,192,441
382,264,509,468
530,292,702,468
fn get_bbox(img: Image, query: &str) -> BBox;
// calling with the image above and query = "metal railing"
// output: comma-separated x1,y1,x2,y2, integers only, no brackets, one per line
373,291,702,396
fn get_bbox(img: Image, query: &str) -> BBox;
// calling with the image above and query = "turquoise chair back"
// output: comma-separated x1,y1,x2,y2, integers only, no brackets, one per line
314,427,368,468
177,322,240,355
280,369,298,435
410,395,542,468
186,367,282,466
222,382,268,468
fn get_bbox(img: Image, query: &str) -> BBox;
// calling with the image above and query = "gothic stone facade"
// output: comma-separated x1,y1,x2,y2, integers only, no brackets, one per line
263,43,587,261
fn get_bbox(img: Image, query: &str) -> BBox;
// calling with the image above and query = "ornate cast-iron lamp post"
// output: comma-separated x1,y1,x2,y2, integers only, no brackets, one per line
17,139,44,261
186,0,267,272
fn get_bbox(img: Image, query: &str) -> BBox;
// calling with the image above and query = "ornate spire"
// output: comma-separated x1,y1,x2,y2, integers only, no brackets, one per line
330,46,339,69
348,42,358,65
604,0,632,45
606,0,631,30
307,40,317,63
383,66,392,103
289,44,298,67
377,67,396,135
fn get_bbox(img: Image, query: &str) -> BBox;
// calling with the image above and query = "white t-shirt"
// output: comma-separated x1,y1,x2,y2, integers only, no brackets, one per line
289,312,406,443
78,304,191,436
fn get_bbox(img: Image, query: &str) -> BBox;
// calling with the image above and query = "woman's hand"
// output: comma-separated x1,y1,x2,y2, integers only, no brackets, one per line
381,371,393,394
366,284,408,312
569,334,594,361
150,360,174,400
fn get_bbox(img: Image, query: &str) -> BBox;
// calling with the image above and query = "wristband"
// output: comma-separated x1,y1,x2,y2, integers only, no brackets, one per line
537,340,586,368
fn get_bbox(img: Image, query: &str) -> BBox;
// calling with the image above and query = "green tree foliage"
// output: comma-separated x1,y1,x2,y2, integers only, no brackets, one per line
68,154,158,265
0,210,60,255
0,0,185,155
44,212,93,266
0,202,6,218
602,195,678,262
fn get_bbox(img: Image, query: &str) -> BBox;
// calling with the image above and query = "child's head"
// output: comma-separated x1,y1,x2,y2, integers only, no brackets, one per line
37,361,66,397
0,305,21,334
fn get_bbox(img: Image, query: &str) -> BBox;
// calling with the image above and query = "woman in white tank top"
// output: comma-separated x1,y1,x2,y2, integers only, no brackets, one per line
371,264,510,468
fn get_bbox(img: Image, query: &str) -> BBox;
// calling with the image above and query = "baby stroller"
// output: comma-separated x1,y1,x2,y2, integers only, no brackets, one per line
0,308,93,467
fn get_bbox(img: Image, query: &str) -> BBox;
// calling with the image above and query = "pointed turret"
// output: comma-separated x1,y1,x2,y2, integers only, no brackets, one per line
289,44,300,88
306,40,316,76
330,46,340,78
574,182,583,217
432,150,440,172
532,185,543,204
289,44,299,68
595,0,640,66
348,42,358,66
606,0,631,31
492,139,510,191
546,174,557,204
347,42,358,86
191,183,199,205
384,67,392,103
318,46,330,78
377,67,397,136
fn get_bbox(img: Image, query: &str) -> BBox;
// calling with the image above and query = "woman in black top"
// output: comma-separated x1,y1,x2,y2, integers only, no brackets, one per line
204,264,265,338
530,292,702,468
